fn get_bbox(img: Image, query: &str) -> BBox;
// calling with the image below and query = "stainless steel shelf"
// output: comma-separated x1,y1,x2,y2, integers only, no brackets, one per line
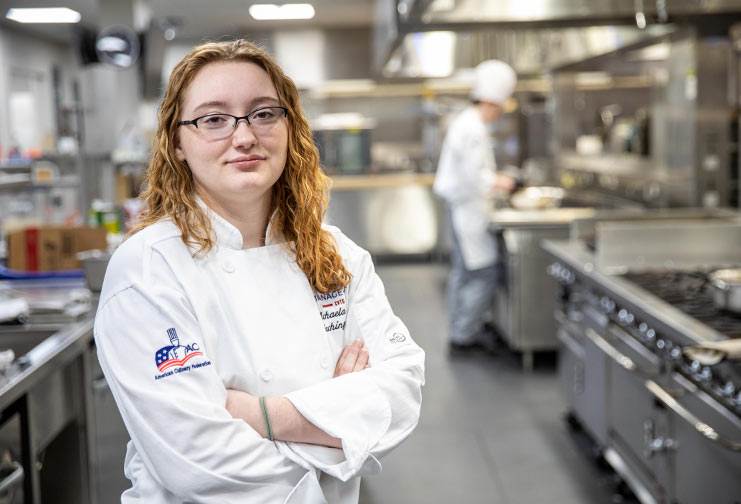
0,174,79,193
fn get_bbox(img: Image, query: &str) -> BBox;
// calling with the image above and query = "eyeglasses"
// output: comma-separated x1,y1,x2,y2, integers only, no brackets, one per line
178,106,288,140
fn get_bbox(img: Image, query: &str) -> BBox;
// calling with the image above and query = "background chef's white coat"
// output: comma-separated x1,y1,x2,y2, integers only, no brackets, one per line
433,106,498,270
94,208,426,503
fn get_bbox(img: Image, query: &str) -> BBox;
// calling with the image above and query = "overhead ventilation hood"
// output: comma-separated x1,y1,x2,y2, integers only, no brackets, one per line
410,0,741,31
382,25,674,79
374,0,741,78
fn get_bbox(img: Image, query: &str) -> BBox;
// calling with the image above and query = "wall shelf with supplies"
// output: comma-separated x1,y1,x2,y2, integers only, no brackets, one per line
0,174,80,194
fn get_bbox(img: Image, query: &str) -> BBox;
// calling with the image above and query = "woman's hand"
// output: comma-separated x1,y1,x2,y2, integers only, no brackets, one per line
493,173,516,192
333,339,370,378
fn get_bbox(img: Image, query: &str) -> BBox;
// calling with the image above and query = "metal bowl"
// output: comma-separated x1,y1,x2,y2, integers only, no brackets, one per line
77,250,112,292
509,186,565,210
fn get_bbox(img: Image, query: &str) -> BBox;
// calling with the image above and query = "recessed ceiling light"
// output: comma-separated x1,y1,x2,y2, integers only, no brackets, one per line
249,3,315,20
6,7,82,24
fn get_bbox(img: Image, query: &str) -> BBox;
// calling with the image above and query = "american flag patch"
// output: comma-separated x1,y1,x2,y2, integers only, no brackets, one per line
156,349,203,372
154,328,204,372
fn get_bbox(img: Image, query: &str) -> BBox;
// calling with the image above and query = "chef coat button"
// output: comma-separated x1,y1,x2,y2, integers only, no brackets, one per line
320,356,330,369
222,261,235,273
260,368,273,382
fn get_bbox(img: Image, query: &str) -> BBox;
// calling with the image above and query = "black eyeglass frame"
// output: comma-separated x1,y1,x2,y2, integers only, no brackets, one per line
178,106,289,129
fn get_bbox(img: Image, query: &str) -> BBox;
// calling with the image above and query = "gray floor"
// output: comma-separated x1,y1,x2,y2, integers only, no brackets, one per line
360,262,625,504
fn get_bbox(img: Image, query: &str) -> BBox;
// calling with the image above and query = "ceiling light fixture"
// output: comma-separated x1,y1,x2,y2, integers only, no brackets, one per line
249,3,315,20
5,7,81,24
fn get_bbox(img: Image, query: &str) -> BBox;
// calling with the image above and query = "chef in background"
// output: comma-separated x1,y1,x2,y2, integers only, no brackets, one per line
433,59,517,354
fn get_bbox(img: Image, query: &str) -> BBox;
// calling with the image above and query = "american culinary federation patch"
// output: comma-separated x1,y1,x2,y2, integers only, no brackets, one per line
154,327,211,380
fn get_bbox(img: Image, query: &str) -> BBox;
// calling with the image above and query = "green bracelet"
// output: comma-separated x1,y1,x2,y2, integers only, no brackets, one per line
259,396,275,441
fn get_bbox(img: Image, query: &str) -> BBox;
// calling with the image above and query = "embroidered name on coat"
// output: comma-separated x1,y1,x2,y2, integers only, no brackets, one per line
314,287,348,333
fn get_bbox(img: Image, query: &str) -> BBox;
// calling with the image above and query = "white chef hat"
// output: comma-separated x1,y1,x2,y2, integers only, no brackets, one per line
470,60,517,104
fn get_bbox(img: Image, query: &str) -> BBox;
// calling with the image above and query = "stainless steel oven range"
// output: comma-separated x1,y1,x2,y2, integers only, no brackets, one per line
546,244,741,504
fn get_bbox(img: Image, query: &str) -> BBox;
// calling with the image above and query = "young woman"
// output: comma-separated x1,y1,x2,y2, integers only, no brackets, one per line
94,39,425,503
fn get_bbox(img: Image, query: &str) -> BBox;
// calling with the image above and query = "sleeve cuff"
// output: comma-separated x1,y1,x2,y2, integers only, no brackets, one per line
283,372,391,480
277,443,382,481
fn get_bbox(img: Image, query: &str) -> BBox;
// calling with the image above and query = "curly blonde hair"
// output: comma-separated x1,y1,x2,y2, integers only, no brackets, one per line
133,39,351,294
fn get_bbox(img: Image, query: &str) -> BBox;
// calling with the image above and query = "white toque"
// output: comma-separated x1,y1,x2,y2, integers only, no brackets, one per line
470,60,517,104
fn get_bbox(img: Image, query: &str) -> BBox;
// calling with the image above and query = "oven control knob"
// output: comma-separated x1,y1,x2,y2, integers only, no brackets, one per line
559,269,575,285
690,360,702,372
600,297,616,313
721,381,736,397
617,308,634,325
656,339,666,350
645,328,656,342
638,322,648,333
669,347,682,361
698,366,713,382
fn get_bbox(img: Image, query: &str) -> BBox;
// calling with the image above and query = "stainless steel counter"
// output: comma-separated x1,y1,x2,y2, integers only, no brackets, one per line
0,311,128,503
487,207,643,369
327,172,448,257
0,316,95,503
0,318,93,413
490,207,639,230
489,220,572,369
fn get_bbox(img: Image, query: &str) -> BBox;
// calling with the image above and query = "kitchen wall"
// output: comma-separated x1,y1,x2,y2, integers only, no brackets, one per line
77,62,139,156
0,28,78,157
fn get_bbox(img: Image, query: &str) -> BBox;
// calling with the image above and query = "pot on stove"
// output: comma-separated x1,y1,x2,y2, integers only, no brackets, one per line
709,268,741,314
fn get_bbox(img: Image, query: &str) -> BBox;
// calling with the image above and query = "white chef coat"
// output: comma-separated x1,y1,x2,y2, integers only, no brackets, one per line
433,106,498,270
94,207,426,504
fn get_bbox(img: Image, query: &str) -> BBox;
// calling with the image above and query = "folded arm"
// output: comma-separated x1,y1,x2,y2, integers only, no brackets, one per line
236,243,424,481
225,339,371,448
95,283,305,501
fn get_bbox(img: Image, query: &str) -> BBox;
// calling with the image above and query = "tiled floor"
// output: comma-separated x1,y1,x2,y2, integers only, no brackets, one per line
360,262,630,504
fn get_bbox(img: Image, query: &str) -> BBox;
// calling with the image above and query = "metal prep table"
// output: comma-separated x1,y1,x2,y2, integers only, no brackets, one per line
0,281,129,504
489,207,642,370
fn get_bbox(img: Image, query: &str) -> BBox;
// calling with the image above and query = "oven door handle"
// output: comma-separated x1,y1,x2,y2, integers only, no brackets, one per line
0,461,24,493
645,379,741,452
585,327,637,372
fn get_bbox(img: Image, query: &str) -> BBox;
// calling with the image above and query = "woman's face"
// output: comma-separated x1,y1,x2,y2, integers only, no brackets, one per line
175,61,288,211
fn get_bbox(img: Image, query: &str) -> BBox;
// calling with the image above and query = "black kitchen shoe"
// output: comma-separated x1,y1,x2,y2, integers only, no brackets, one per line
448,341,487,356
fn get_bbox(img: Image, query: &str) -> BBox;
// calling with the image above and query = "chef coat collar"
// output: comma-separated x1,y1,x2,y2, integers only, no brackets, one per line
195,196,283,250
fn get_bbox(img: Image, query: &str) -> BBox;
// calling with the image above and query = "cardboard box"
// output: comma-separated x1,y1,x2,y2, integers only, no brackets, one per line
7,226,107,271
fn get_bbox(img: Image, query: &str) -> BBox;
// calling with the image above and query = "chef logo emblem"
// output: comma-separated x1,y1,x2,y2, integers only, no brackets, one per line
389,333,406,344
155,328,203,372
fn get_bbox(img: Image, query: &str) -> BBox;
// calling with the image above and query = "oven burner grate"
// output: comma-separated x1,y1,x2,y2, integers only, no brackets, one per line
621,270,741,340
620,270,741,415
